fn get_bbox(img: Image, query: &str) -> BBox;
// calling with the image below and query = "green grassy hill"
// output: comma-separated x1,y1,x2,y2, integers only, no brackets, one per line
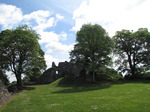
0,79,150,112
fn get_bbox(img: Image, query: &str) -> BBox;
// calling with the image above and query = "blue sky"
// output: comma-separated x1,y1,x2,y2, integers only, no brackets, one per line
0,0,150,73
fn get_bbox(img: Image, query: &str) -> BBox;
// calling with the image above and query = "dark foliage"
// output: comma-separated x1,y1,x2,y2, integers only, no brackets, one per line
0,70,9,86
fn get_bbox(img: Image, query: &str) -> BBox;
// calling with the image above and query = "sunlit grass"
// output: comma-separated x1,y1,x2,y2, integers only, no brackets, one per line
0,79,150,112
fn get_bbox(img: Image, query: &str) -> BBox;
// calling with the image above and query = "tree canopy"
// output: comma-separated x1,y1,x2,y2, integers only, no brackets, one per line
113,28,150,78
70,24,113,82
0,25,46,89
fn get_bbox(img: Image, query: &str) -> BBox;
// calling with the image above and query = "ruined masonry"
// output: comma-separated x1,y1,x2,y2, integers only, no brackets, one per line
0,80,10,104
37,61,84,84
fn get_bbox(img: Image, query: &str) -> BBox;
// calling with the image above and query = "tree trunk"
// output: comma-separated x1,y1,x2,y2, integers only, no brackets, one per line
15,73,23,90
127,54,135,77
92,71,96,83
17,60,23,90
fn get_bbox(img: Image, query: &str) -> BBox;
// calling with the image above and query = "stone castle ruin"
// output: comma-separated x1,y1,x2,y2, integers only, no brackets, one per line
37,61,85,84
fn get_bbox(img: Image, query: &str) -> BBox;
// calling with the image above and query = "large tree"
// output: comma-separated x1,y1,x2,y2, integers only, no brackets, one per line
0,25,46,89
113,28,150,78
70,24,113,82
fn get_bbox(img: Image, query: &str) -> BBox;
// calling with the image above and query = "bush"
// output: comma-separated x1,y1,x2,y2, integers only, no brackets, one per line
141,72,150,80
124,71,150,80
97,67,123,81
0,70,9,86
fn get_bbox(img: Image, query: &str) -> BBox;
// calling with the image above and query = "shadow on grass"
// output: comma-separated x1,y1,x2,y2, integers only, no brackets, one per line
112,79,150,84
53,85,110,93
52,78,150,93
23,87,36,91
52,78,111,93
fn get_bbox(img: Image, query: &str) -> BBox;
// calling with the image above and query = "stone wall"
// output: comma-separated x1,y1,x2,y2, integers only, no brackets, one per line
58,61,83,78
0,80,10,104
36,68,57,84
37,61,84,84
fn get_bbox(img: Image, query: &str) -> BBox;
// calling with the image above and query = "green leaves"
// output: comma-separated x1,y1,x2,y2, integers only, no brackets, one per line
0,25,46,88
113,28,150,77
70,24,113,82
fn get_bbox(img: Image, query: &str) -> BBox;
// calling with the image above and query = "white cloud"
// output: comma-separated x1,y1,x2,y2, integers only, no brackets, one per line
46,42,74,54
39,31,59,43
38,31,69,45
72,0,150,36
23,10,51,21
0,4,23,29
56,14,64,20
59,31,68,40
34,17,55,31
23,10,57,32
44,54,60,68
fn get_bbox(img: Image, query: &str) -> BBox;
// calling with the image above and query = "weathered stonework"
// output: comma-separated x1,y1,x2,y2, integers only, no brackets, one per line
37,61,84,84
36,68,57,84
0,80,10,104
57,61,83,78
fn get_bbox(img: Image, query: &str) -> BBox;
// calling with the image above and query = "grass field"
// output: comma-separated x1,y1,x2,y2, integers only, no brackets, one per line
0,79,150,112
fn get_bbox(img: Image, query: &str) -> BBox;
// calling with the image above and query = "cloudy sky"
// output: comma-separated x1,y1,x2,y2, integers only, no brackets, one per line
0,0,150,70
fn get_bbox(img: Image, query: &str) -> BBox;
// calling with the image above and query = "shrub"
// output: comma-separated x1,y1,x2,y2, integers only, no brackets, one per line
141,72,150,80
97,67,123,81
0,70,9,86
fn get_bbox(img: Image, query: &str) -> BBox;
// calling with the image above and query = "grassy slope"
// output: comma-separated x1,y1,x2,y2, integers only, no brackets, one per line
0,79,150,112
